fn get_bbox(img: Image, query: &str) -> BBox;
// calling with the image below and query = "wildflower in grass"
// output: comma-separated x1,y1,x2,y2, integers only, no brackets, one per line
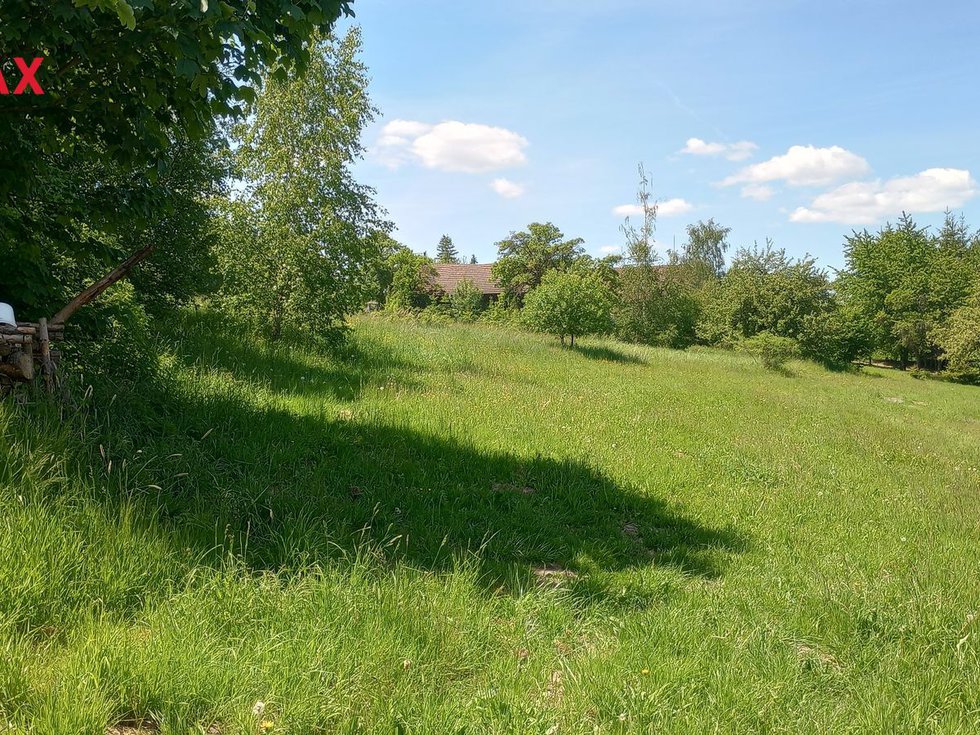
641,668,650,674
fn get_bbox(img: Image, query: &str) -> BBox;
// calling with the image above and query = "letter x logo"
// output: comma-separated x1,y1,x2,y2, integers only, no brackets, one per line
0,58,45,95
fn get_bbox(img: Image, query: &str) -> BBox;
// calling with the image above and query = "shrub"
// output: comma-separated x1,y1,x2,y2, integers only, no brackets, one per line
481,300,521,326
741,331,797,371
447,279,483,322
797,305,872,369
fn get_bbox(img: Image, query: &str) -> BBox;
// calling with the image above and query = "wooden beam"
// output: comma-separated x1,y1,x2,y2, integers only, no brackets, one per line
51,242,156,325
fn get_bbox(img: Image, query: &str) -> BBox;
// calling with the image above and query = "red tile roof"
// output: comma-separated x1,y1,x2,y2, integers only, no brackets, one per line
430,264,503,295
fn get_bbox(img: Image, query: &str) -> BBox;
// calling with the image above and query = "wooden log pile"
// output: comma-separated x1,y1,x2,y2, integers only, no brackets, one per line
2,241,157,395
0,319,65,390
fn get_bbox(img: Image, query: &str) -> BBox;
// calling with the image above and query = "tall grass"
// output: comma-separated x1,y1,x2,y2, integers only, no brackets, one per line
1,310,978,733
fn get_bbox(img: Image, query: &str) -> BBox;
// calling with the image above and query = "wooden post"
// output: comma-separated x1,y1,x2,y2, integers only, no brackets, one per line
38,318,53,392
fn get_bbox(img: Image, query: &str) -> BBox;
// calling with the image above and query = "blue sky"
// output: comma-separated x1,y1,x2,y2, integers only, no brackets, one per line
340,0,980,270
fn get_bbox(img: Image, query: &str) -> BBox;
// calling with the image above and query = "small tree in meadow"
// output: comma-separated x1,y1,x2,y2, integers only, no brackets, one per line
448,278,483,321
522,270,614,347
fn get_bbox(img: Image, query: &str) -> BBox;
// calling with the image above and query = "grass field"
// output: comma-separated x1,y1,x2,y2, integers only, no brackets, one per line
2,312,979,734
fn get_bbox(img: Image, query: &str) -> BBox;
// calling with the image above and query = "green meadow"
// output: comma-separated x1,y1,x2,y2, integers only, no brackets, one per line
2,312,979,734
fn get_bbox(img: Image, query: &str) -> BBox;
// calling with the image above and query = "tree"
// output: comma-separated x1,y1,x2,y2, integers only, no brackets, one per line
0,0,354,171
839,212,978,368
522,270,614,347
614,165,699,348
698,241,833,345
936,283,980,380
683,218,731,280
492,223,586,304
797,298,873,369
215,28,388,340
0,132,228,320
436,235,460,264
0,0,355,341
387,250,437,311
470,254,478,264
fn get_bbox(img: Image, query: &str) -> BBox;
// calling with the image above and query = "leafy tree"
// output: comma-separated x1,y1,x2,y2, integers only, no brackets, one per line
936,283,980,380
0,0,355,349
613,165,699,348
0,133,228,320
522,270,614,347
840,212,978,368
683,218,731,281
698,242,832,345
0,0,354,170
216,28,388,340
492,222,585,304
387,250,437,311
447,279,484,321
364,233,410,304
436,235,460,264
797,298,874,369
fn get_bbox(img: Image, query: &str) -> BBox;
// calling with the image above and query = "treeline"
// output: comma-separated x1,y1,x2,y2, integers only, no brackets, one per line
1,4,390,387
382,175,980,381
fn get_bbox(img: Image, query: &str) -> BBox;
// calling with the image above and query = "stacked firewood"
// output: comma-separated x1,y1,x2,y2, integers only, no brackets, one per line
0,319,64,391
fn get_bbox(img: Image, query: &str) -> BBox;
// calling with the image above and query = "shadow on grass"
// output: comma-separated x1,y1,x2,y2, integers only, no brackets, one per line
119,383,745,604
573,344,647,365
15,313,746,615
161,310,422,402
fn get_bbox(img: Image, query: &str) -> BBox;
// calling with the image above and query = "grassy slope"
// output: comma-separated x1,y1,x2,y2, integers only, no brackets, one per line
1,312,979,734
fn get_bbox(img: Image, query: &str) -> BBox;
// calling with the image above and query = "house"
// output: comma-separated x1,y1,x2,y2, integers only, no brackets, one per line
430,263,503,303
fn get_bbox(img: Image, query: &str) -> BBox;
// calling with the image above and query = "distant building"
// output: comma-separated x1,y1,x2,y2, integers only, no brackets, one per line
430,263,503,303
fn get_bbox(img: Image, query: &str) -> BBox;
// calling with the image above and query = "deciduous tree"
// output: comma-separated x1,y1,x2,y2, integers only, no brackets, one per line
492,223,585,304
216,28,388,340
522,270,614,347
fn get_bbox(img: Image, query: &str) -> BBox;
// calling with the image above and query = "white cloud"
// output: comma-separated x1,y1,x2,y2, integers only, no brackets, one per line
659,198,695,217
790,168,978,224
375,119,529,173
741,184,774,201
599,245,622,255
612,198,693,218
490,178,525,198
722,145,871,187
681,137,758,161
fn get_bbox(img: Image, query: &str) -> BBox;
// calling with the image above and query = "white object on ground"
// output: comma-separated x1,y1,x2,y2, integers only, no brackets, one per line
0,303,15,327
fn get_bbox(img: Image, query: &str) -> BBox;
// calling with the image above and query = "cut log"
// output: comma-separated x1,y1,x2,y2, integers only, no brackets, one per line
0,352,33,381
0,334,32,346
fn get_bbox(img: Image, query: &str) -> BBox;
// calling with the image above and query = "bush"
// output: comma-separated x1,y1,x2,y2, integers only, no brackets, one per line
797,306,872,369
447,279,483,322
741,332,797,371
481,300,521,326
